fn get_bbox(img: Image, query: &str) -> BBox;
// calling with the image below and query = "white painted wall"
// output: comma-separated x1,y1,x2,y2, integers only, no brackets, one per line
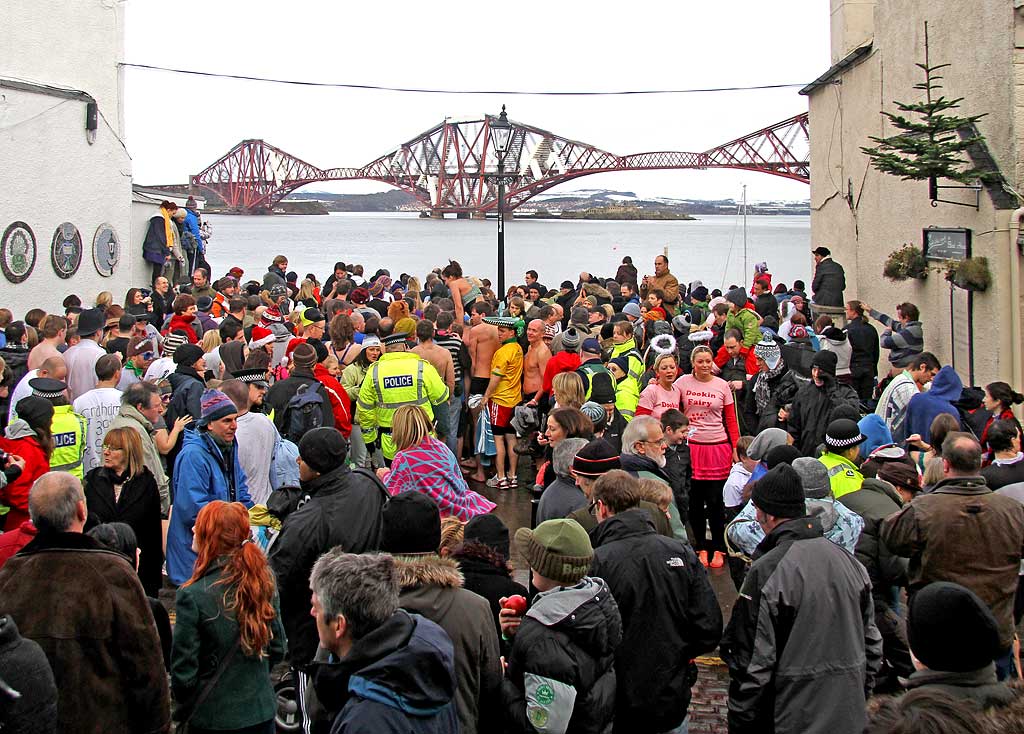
806,0,1021,387
0,0,143,317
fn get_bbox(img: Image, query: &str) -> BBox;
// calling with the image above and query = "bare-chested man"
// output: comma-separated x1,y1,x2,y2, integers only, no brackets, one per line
523,319,551,405
464,301,499,481
466,302,500,394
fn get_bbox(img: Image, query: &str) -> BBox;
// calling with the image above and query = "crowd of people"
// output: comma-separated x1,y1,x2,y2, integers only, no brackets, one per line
2,234,1024,734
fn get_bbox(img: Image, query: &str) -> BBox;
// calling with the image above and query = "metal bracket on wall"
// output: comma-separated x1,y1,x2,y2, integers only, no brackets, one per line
929,177,982,210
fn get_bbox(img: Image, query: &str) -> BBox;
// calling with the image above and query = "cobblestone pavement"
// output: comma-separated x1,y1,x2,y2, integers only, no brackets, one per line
162,471,738,729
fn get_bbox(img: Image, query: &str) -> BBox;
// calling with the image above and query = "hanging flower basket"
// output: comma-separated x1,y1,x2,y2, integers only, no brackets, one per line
883,244,929,281
945,256,991,292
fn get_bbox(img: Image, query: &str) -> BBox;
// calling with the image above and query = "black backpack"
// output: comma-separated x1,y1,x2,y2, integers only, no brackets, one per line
283,383,325,443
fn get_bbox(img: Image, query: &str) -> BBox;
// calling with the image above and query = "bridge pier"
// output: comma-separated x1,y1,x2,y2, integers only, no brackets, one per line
470,211,487,220
456,212,471,220
428,210,445,219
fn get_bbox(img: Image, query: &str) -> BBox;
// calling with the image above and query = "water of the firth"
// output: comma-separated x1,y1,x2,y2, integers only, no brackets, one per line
202,212,811,291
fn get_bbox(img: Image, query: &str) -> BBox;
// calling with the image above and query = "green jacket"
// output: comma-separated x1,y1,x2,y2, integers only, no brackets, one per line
726,307,761,348
171,559,287,730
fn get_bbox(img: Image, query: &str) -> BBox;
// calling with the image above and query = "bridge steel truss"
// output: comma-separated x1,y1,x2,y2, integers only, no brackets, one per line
191,112,809,213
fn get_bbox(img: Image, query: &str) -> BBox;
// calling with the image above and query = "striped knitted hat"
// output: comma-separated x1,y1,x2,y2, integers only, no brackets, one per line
162,332,187,358
515,520,593,585
572,439,621,478
199,388,237,426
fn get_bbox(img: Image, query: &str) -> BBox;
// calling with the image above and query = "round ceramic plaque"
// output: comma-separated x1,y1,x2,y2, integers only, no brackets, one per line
92,223,120,277
50,221,83,279
1,221,37,284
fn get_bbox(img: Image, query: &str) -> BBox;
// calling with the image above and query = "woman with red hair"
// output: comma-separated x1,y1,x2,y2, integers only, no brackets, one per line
171,501,285,734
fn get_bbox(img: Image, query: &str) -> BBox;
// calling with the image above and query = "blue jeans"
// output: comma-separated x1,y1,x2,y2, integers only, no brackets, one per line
348,422,369,468
995,649,1016,681
445,393,463,456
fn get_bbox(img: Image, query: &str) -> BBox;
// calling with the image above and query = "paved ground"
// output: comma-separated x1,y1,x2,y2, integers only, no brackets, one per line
476,474,737,731
163,469,736,730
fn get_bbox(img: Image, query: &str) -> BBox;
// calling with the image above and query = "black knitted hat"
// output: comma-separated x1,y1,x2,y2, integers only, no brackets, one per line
908,582,1002,672
382,491,442,554
298,427,348,474
811,349,837,378
173,343,205,367
752,464,805,518
464,513,511,558
765,444,801,469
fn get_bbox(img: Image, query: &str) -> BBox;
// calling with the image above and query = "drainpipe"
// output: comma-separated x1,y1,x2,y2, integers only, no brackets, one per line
1009,207,1024,397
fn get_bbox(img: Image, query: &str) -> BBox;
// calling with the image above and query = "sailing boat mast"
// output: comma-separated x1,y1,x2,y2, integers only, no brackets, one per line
742,184,748,287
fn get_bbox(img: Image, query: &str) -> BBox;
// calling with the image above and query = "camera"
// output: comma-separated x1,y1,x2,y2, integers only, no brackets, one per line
139,288,152,298
0,450,9,467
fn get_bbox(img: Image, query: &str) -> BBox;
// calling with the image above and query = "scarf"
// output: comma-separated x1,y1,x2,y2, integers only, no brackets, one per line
160,207,175,256
753,355,787,413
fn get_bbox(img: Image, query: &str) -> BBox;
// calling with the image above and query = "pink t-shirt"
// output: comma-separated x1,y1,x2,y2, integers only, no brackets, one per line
638,382,684,420
674,374,733,443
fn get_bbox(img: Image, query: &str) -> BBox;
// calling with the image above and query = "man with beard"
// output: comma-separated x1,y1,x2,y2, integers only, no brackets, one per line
219,377,276,506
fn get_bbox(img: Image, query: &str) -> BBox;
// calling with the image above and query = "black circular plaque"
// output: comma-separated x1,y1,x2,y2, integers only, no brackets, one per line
92,223,120,277
50,222,83,279
1,221,37,284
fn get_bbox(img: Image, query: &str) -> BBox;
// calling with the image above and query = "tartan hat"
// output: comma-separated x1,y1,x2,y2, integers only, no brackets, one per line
824,419,865,450
29,377,67,399
483,316,520,330
232,369,269,388
382,332,410,347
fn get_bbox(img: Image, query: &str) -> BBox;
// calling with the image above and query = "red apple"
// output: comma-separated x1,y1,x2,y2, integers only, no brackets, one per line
502,595,528,615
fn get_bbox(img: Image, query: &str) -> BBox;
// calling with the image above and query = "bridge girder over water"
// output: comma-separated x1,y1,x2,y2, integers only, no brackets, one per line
191,112,809,213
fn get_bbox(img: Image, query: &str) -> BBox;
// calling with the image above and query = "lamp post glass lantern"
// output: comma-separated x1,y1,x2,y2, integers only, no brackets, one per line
491,105,514,297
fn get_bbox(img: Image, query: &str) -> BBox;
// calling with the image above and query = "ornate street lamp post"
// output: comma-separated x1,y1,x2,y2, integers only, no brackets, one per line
490,106,515,297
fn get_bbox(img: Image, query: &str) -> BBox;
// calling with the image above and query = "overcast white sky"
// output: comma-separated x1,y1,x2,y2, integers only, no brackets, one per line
123,1,831,202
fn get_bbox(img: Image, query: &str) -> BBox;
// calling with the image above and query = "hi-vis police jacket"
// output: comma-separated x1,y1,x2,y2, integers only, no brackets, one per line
50,404,88,479
356,352,449,460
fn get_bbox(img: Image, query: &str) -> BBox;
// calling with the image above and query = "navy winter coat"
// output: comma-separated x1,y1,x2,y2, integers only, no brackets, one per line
311,611,459,734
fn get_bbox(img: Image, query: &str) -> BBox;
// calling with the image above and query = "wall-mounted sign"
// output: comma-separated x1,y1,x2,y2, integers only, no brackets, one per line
92,223,120,277
923,227,972,262
50,222,83,279
1,222,37,284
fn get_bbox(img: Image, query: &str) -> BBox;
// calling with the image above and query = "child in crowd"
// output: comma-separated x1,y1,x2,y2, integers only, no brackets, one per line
636,478,688,542
499,519,622,733
723,435,755,523
661,409,692,539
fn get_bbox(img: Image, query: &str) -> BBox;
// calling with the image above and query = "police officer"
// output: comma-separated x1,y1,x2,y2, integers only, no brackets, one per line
356,332,449,464
232,368,270,414
30,377,87,480
575,338,616,405
818,418,866,499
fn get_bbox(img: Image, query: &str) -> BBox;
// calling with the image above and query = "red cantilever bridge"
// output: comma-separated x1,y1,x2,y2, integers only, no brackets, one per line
191,112,809,215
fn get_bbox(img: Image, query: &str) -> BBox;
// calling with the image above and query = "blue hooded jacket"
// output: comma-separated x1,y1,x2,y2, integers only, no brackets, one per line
166,428,251,584
858,413,893,458
905,365,963,446
183,209,204,254
312,611,458,734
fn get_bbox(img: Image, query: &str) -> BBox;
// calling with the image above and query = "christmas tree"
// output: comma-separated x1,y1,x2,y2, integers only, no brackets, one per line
861,22,991,185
